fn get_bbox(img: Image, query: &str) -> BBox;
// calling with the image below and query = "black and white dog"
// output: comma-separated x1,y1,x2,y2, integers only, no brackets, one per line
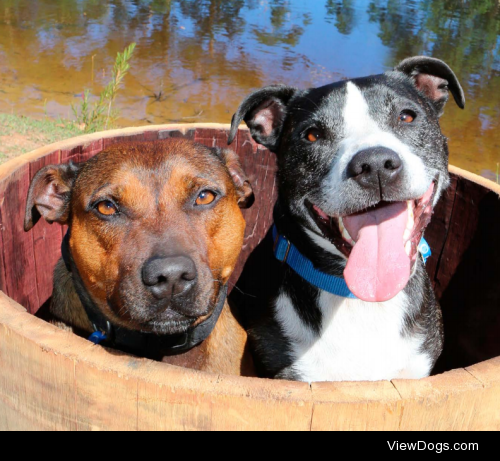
229,57,465,382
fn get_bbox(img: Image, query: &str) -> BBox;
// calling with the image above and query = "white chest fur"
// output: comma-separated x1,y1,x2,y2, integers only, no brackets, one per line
274,290,432,383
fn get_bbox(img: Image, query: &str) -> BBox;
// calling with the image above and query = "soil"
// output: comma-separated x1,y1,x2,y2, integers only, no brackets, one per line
0,133,43,162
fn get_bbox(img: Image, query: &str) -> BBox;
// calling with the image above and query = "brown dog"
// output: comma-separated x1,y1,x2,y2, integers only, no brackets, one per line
24,139,254,376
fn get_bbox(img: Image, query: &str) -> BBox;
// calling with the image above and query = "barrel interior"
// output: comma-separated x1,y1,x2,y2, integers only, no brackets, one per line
0,126,498,374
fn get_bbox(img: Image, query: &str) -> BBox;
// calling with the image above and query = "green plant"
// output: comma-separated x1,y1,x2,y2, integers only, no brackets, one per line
72,43,136,133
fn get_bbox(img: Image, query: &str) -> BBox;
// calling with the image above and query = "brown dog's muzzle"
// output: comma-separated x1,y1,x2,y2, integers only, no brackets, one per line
141,255,199,317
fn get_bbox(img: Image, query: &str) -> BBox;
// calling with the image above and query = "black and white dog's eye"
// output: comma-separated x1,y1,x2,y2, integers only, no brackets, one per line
305,128,323,143
400,110,417,124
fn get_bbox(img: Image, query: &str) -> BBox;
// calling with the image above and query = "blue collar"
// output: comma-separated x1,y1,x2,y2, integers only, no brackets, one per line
272,226,431,299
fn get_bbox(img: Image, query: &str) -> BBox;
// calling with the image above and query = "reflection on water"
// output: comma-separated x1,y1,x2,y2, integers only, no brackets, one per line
0,0,499,175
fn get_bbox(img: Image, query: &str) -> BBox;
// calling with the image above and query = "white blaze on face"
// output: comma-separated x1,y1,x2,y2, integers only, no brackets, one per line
325,81,432,200
343,80,380,138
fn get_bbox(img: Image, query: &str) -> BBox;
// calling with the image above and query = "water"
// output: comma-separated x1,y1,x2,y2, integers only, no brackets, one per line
0,0,499,177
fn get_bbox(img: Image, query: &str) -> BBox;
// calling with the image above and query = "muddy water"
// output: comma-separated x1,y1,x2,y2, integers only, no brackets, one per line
0,0,499,177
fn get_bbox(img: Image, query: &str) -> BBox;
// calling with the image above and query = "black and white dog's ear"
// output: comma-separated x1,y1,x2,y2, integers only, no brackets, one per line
395,56,465,116
228,85,298,152
24,162,81,232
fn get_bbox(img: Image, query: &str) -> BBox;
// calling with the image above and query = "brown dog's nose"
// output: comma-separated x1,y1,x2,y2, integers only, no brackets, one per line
346,147,403,189
142,256,197,301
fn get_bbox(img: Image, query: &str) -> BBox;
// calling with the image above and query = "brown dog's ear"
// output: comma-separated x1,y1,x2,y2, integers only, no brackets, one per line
217,149,255,209
228,85,298,152
395,56,465,116
24,162,81,232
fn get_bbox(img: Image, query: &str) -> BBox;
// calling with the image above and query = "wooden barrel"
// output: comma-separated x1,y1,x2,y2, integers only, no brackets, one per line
0,124,499,431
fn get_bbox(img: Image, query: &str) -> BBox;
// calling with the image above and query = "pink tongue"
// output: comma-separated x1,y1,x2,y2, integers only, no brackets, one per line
343,202,410,302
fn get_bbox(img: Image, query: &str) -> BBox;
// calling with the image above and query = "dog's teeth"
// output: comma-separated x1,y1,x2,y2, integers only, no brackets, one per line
339,217,355,244
342,228,352,242
405,201,415,241
403,228,412,242
405,240,412,257
407,201,414,219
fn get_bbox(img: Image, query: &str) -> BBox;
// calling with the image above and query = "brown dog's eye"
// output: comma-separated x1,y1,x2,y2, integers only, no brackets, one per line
400,111,416,124
96,201,118,216
306,128,322,143
196,191,217,206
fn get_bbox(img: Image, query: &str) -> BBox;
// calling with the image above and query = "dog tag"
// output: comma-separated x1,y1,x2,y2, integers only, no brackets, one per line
418,238,432,265
88,331,107,345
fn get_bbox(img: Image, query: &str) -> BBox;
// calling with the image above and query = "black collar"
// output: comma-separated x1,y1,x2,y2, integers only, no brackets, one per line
61,232,227,360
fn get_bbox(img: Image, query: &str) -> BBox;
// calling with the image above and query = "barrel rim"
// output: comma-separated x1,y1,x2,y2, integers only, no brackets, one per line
1,289,499,407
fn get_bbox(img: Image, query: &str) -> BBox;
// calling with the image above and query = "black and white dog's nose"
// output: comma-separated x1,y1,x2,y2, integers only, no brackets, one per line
346,147,403,189
142,256,197,301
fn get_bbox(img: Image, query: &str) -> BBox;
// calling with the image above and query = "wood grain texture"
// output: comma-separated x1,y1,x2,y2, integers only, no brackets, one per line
464,357,500,431
425,175,458,292
141,130,161,142
0,291,78,430
311,381,403,431
194,126,231,149
435,175,500,372
0,164,39,312
1,292,500,431
0,180,7,294
73,351,143,431
102,131,160,149
138,369,312,431
80,138,103,163
159,128,196,140
61,145,82,165
432,177,480,298
393,369,489,431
